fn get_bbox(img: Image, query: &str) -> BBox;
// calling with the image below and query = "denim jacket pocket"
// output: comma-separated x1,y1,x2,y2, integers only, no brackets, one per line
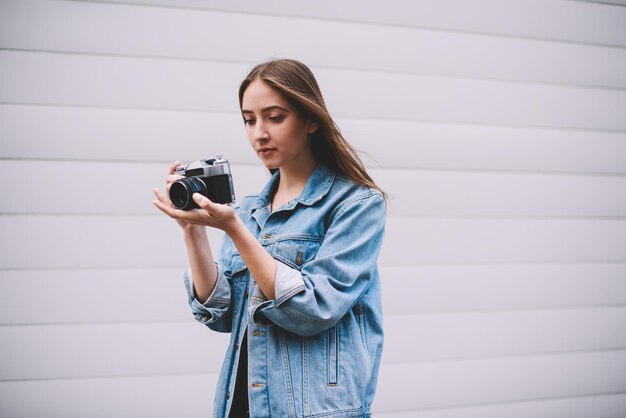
327,324,339,385
272,236,323,271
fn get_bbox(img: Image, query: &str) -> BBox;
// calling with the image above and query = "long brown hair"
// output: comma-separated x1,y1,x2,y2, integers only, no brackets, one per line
238,59,387,199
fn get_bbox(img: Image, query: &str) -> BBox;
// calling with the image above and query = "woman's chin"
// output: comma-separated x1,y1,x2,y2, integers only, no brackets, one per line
261,160,280,170
257,156,280,170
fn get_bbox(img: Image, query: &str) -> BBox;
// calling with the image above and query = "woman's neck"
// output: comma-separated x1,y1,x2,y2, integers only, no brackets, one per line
272,157,317,211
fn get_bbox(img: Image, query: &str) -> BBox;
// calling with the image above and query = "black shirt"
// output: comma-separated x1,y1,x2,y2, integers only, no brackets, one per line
228,331,249,417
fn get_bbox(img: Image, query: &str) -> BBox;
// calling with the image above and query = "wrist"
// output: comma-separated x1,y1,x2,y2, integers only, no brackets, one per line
182,224,207,241
223,215,245,238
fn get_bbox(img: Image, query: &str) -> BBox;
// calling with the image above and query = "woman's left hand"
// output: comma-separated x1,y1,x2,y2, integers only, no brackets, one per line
153,190,238,232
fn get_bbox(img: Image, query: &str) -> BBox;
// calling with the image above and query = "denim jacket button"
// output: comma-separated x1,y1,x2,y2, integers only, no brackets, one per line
295,250,304,266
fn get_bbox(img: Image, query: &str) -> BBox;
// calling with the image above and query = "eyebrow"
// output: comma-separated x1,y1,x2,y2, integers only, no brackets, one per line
241,105,289,115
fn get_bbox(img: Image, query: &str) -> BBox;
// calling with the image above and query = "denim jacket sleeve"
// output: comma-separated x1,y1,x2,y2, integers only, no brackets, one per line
183,233,235,333
250,190,386,336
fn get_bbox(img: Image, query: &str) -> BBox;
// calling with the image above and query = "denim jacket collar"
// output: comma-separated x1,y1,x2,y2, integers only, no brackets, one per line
251,163,336,213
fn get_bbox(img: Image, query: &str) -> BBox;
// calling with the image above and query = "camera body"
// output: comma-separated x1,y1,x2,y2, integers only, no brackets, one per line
169,155,235,210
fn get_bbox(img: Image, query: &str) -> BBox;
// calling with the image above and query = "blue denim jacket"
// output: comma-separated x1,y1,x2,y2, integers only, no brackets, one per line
184,163,386,418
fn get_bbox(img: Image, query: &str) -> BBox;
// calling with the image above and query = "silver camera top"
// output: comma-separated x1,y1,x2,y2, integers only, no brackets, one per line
175,154,231,178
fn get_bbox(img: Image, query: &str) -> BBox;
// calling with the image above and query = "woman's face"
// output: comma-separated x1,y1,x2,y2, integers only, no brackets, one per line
241,80,317,171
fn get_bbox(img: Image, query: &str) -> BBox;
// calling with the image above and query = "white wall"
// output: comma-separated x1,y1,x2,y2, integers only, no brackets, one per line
1,0,626,416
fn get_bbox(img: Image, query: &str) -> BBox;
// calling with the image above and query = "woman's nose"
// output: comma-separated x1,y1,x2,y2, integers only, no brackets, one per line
254,123,269,142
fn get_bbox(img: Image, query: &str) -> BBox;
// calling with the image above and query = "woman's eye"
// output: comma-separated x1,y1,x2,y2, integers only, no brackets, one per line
269,115,284,123
244,119,255,125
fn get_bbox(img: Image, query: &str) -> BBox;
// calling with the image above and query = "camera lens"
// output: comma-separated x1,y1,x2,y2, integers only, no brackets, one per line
169,177,207,210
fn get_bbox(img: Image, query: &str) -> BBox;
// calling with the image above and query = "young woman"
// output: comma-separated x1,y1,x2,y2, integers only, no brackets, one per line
153,59,386,418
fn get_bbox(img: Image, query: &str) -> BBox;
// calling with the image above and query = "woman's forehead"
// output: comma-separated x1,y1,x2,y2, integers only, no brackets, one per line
241,80,291,111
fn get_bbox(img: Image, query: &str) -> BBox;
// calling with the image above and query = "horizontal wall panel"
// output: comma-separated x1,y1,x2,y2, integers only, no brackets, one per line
0,160,269,216
383,307,626,364
3,307,624,380
3,0,626,87
3,160,626,217
0,50,244,112
380,263,626,314
376,393,626,418
0,373,218,418
317,69,626,131
374,350,626,412
2,216,626,269
0,322,230,381
339,119,626,174
582,0,626,6
86,0,626,47
381,217,626,266
2,351,625,417
0,105,256,163
0,306,626,380
0,216,204,269
374,168,626,218
3,263,625,325
0,268,192,325
3,105,626,174
2,51,625,131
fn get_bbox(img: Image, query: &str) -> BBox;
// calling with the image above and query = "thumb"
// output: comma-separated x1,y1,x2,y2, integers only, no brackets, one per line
192,193,214,208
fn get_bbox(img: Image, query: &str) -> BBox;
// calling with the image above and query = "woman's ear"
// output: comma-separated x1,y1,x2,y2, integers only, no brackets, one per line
307,121,318,134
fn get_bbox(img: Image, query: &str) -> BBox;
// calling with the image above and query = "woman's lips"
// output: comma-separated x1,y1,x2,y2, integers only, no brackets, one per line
259,148,275,157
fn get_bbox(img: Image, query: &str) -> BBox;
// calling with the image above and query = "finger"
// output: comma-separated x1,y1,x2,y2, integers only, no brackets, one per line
153,195,190,220
154,188,179,209
156,180,176,203
153,196,217,228
153,197,174,215
153,188,168,204
166,174,184,184
168,160,181,175
152,189,174,212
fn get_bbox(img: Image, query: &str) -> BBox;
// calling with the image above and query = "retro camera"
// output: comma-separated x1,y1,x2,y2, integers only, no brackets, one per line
169,155,235,210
